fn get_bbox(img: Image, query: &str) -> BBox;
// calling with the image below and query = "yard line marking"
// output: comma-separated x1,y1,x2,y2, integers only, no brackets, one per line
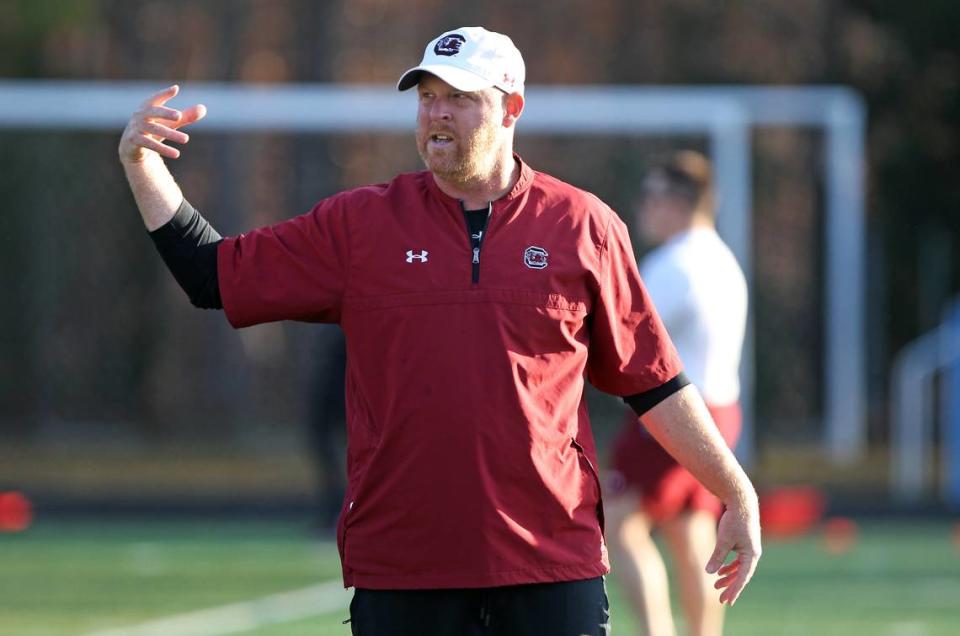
80,579,351,636
889,622,928,636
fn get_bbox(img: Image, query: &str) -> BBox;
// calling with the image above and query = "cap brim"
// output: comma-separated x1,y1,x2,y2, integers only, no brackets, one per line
396,64,495,92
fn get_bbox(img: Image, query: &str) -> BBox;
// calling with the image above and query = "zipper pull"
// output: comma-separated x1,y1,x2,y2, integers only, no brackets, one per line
472,246,480,264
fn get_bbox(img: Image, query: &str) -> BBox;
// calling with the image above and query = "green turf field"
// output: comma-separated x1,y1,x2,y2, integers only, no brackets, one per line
1,518,958,635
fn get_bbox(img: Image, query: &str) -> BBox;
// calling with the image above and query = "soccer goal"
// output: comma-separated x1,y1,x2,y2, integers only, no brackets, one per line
0,80,866,467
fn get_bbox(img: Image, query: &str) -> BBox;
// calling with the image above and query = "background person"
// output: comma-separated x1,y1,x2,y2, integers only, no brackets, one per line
118,27,760,636
605,151,749,636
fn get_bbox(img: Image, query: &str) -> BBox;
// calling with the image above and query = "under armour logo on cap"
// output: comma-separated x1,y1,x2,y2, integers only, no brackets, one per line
397,26,526,94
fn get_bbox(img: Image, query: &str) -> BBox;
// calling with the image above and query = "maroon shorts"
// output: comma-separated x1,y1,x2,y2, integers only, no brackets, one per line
606,402,741,523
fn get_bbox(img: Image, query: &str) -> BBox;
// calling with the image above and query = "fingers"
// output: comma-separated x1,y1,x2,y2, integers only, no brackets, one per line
142,105,182,123
126,111,189,159
713,557,741,592
142,101,207,130
138,134,182,159
161,103,208,131
142,84,180,108
705,540,731,574
120,85,207,163
180,103,208,126
141,120,189,145
711,550,760,606
705,506,762,606
716,560,740,577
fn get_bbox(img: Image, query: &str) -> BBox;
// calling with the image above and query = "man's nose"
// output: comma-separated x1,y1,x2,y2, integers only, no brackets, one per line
429,98,452,120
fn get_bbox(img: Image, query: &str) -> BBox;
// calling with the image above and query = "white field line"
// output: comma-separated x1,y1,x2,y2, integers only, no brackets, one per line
888,623,928,636
81,579,351,636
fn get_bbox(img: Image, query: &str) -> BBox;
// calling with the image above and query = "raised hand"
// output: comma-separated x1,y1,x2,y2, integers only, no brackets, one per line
118,85,206,163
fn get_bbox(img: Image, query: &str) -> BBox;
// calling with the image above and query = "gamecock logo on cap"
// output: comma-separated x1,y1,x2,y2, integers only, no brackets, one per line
434,34,466,56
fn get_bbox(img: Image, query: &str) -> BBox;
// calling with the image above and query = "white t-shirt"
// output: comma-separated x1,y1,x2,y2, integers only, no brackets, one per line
640,226,747,406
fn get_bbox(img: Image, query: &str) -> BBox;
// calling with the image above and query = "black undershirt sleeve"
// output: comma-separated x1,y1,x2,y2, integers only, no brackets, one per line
148,199,223,309
623,372,691,417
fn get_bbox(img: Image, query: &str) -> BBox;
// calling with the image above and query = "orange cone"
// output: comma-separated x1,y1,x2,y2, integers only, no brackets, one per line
759,486,826,538
0,491,34,532
822,516,858,554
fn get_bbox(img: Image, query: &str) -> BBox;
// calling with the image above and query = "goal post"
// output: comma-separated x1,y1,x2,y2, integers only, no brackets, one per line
0,80,866,467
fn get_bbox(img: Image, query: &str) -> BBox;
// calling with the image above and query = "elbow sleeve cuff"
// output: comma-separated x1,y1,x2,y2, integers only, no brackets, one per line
623,372,691,416
149,199,224,309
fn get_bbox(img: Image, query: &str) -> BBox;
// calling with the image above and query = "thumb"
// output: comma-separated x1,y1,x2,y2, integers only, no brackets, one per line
706,540,731,574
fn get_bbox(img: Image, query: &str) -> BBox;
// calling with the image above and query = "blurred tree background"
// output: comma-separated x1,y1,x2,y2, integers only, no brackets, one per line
0,0,957,504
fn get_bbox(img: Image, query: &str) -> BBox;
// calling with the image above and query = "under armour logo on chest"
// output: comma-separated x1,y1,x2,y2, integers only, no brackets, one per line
406,250,429,263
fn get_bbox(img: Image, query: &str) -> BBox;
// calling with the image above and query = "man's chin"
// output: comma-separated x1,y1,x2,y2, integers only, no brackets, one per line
423,156,465,180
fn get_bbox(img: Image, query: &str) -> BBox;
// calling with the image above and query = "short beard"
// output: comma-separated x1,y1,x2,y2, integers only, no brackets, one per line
417,118,501,187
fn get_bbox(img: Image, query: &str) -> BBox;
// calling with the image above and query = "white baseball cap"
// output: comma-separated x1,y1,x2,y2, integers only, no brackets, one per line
397,26,525,94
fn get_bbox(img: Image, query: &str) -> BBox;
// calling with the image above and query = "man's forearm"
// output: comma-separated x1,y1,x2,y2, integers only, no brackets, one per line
122,154,184,231
118,85,206,229
639,385,757,511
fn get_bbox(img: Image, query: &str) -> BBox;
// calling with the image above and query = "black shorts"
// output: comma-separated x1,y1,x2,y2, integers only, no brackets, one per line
348,577,610,636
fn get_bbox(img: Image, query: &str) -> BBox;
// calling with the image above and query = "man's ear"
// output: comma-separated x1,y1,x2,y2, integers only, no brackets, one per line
502,92,525,128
